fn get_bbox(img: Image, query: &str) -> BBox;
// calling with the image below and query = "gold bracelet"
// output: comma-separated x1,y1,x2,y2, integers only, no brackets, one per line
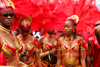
58,48,62,50
80,48,85,50
36,49,40,52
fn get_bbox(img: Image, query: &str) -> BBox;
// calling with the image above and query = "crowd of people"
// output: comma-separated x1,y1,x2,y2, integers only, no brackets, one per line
0,0,100,67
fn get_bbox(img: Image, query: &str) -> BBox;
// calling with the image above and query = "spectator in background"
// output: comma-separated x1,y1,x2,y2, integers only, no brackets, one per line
58,30,64,37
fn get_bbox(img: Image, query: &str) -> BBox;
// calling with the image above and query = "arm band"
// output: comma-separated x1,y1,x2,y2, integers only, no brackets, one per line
47,51,50,55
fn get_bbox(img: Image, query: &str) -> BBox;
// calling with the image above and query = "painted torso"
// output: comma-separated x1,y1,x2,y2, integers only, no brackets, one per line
17,34,36,65
61,36,81,67
42,34,58,65
0,25,20,66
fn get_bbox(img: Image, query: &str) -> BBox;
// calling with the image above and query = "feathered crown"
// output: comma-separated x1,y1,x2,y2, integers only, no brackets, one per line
0,0,15,9
66,15,79,24
19,15,32,28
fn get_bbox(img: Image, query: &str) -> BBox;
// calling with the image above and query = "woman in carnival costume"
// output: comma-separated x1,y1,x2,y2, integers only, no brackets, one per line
11,0,100,66
0,0,22,66
37,28,58,67
56,15,86,67
17,15,42,67
87,21,100,67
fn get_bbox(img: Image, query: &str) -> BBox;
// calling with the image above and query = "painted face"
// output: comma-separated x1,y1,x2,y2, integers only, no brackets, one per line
47,29,54,34
64,20,75,36
0,8,14,26
20,27,30,37
58,31,63,37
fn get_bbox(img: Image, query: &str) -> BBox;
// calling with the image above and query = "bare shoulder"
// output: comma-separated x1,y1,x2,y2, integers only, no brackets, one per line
38,36,44,41
58,36,64,42
76,35,84,44
54,35,59,40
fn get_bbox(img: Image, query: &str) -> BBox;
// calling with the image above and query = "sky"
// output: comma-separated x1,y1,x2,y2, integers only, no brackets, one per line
96,0,100,10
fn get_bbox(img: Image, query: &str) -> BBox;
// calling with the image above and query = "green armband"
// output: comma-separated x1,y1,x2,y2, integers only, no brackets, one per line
19,54,21,58
47,51,50,55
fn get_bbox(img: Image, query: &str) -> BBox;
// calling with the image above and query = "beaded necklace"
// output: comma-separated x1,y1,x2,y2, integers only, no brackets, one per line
65,35,74,46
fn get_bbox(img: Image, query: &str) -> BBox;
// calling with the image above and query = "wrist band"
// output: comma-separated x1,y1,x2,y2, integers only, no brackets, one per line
47,51,50,55
58,48,61,50
80,48,85,50
19,54,21,58
36,49,40,52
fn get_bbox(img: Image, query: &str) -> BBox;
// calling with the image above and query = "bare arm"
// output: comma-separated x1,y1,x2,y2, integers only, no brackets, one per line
94,25,100,45
56,38,62,67
37,37,49,58
35,40,42,67
80,38,86,67
87,39,92,67
39,36,57,58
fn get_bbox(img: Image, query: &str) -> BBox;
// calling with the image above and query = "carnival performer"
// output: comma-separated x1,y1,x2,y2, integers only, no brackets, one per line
87,21,100,67
56,15,86,67
0,0,21,66
38,29,58,67
17,15,42,67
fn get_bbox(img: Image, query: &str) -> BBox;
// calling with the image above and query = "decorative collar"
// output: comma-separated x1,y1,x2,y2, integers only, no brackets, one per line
0,25,11,33
65,35,74,41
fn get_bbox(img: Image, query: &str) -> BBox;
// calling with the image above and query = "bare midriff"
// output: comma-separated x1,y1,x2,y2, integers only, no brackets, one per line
61,52,80,67
17,34,36,65
20,55,35,65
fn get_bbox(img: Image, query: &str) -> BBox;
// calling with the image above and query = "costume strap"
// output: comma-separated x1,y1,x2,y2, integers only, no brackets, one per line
17,44,23,53
33,38,38,43
7,51,19,65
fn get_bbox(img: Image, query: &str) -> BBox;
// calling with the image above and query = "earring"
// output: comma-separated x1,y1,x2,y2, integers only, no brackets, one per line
73,29,75,32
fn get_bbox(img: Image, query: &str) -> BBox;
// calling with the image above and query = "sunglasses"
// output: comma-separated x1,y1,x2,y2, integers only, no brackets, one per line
2,13,15,17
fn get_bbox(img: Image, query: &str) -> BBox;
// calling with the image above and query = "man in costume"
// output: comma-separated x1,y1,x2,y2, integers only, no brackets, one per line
87,21,100,67
0,0,22,66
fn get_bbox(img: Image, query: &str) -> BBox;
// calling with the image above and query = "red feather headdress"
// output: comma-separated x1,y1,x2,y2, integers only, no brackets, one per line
11,0,100,36
0,0,15,9
19,15,32,29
